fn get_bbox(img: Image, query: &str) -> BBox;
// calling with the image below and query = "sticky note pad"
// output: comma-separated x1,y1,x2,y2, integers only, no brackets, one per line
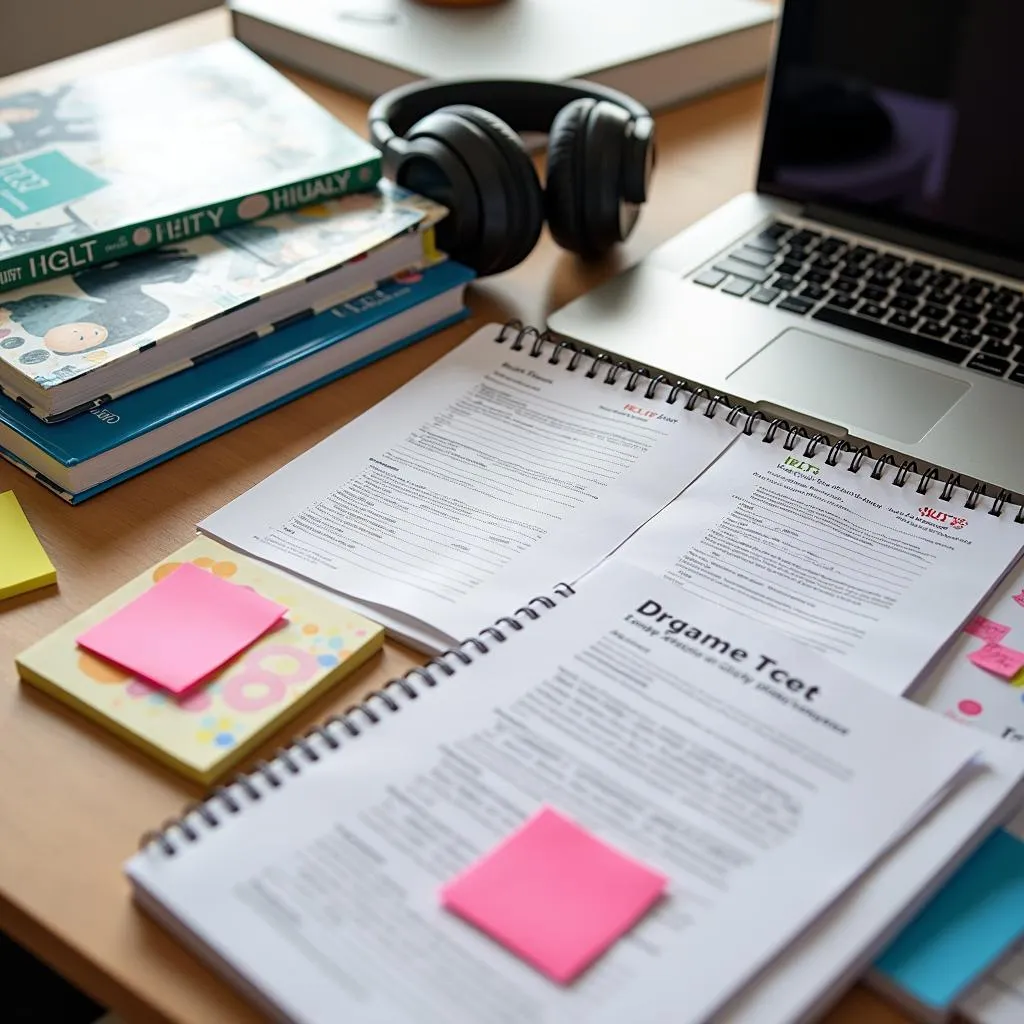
440,807,667,983
964,617,1011,644
969,643,1024,681
0,490,56,600
76,562,286,692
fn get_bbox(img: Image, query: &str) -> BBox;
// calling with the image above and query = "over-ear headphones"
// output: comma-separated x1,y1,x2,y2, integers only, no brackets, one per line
367,79,655,276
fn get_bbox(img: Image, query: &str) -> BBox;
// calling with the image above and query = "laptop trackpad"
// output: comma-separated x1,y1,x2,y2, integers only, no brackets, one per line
727,329,970,444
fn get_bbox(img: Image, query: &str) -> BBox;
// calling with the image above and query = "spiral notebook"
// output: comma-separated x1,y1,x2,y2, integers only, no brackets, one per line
126,560,1022,1024
200,321,1024,696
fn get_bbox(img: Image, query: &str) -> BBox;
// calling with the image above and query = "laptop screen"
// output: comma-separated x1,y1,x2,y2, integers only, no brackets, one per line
758,0,1024,266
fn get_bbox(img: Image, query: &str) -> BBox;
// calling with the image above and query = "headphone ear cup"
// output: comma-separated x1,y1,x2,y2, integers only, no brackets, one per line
546,98,633,258
441,105,545,275
397,105,543,276
545,98,592,255
390,127,482,266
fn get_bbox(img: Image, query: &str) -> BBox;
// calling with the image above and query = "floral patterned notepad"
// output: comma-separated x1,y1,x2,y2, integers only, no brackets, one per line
16,536,384,783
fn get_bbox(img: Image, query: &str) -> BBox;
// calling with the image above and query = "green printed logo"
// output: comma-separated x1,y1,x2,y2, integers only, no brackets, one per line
0,151,106,218
781,455,820,475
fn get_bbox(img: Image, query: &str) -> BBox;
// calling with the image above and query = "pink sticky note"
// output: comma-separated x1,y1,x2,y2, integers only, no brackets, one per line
440,807,667,984
77,563,286,692
969,643,1024,681
965,616,1011,644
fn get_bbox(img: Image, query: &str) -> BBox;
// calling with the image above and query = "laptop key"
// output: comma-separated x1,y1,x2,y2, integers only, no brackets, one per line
858,301,887,319
889,312,919,330
950,312,980,329
817,237,846,256
721,277,754,297
746,231,784,253
777,295,815,314
950,329,981,348
826,294,857,310
955,297,984,315
777,259,803,277
748,286,781,304
990,288,1020,308
772,275,799,291
832,278,858,294
981,335,1017,357
1009,364,1024,384
890,294,918,311
762,220,792,240
920,320,950,339
921,303,949,321
986,306,1016,324
960,280,988,299
862,286,888,302
896,281,924,298
980,321,1012,339
693,269,727,288
790,229,821,246
812,307,966,363
712,258,771,283
849,245,877,262
798,283,827,300
732,246,775,267
966,353,1011,377
804,269,832,284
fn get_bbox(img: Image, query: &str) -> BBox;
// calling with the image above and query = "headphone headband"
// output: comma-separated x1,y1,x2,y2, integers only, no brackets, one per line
368,78,652,152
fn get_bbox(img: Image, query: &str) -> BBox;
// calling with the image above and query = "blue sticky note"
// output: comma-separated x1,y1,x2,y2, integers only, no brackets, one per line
872,828,1024,1012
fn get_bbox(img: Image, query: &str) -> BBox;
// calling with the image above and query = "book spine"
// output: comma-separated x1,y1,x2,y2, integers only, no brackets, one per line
0,156,381,294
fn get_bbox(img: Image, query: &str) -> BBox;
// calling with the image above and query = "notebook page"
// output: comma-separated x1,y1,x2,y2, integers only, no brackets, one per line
961,943,1024,1024
711,737,1024,1024
599,436,1024,695
200,324,738,643
127,562,981,1024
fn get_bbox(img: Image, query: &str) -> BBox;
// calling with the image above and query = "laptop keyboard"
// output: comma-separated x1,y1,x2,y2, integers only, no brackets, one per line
691,219,1024,386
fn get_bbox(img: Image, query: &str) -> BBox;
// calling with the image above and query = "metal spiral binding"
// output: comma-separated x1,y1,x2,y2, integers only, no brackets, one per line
493,320,1024,523
496,319,738,415
741,406,1023,520
138,582,576,857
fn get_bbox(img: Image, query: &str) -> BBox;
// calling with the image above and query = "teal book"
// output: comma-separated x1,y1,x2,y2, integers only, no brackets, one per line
869,827,1024,1022
0,38,380,293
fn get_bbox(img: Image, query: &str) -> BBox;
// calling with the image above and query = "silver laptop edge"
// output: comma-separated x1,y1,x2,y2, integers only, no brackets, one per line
548,2,1024,501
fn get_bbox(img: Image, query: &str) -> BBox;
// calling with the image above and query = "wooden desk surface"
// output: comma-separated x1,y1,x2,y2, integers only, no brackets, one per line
0,10,919,1024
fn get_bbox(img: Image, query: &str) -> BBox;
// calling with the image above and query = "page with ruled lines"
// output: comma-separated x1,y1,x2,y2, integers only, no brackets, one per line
599,436,1024,695
127,562,984,1024
200,324,739,643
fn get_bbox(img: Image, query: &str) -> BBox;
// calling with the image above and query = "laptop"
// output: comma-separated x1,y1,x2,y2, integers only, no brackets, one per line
547,0,1024,497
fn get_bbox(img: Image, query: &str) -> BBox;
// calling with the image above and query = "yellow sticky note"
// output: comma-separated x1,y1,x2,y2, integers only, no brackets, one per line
0,490,56,600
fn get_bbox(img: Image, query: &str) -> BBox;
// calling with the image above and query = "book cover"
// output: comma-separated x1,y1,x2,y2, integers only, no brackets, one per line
16,536,385,784
0,38,381,292
871,828,1024,1021
230,0,776,112
0,259,474,481
0,181,444,418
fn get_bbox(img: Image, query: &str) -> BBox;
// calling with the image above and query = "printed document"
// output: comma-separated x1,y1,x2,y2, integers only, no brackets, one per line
127,563,982,1024
912,566,1024,1024
200,324,738,643
603,438,1024,694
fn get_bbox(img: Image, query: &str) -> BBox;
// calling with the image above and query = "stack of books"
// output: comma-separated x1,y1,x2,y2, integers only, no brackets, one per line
0,39,474,503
